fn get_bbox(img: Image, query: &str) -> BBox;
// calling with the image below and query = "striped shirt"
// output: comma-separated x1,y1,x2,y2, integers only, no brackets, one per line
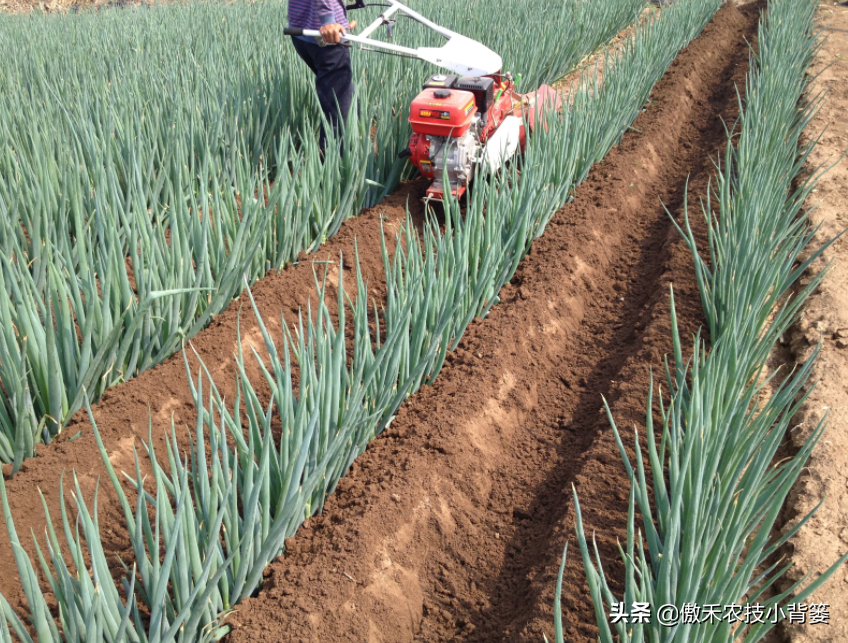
288,0,349,31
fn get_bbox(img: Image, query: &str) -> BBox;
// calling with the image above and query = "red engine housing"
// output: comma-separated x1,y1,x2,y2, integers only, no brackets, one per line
408,88,478,137
409,131,434,179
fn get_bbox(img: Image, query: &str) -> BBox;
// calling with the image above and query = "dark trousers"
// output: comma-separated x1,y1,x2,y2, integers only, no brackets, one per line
292,38,354,151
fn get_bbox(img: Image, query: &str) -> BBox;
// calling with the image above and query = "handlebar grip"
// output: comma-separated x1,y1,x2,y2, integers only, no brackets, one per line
284,28,304,36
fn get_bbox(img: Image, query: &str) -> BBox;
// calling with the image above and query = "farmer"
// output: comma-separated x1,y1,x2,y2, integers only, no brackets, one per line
288,0,357,150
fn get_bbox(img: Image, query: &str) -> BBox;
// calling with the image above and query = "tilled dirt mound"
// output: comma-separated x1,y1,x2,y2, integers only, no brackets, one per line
0,1,761,639
222,4,760,643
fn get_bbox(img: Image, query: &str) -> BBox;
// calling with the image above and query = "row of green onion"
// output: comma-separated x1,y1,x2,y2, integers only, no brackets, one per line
548,0,848,641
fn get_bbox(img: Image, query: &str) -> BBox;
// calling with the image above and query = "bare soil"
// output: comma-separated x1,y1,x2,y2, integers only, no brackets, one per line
775,5,848,642
0,2,779,642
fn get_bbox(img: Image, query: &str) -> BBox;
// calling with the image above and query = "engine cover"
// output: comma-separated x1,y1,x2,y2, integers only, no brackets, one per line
428,130,480,198
408,88,478,137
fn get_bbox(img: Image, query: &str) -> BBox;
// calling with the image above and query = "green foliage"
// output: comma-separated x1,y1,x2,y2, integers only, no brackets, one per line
0,0,646,469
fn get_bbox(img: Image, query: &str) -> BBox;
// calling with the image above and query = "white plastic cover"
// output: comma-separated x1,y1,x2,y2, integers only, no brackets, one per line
482,116,523,174
417,34,503,76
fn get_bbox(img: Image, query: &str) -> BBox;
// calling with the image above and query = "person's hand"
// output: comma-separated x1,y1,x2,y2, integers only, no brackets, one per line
320,22,347,44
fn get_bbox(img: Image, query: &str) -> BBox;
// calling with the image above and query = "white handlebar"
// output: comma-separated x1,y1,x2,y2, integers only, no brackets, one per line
297,1,502,76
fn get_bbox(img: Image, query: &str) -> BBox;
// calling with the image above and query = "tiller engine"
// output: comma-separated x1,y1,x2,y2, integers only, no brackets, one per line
405,73,560,200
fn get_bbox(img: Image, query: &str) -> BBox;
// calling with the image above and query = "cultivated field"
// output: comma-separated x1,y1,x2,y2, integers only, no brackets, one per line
0,0,846,642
